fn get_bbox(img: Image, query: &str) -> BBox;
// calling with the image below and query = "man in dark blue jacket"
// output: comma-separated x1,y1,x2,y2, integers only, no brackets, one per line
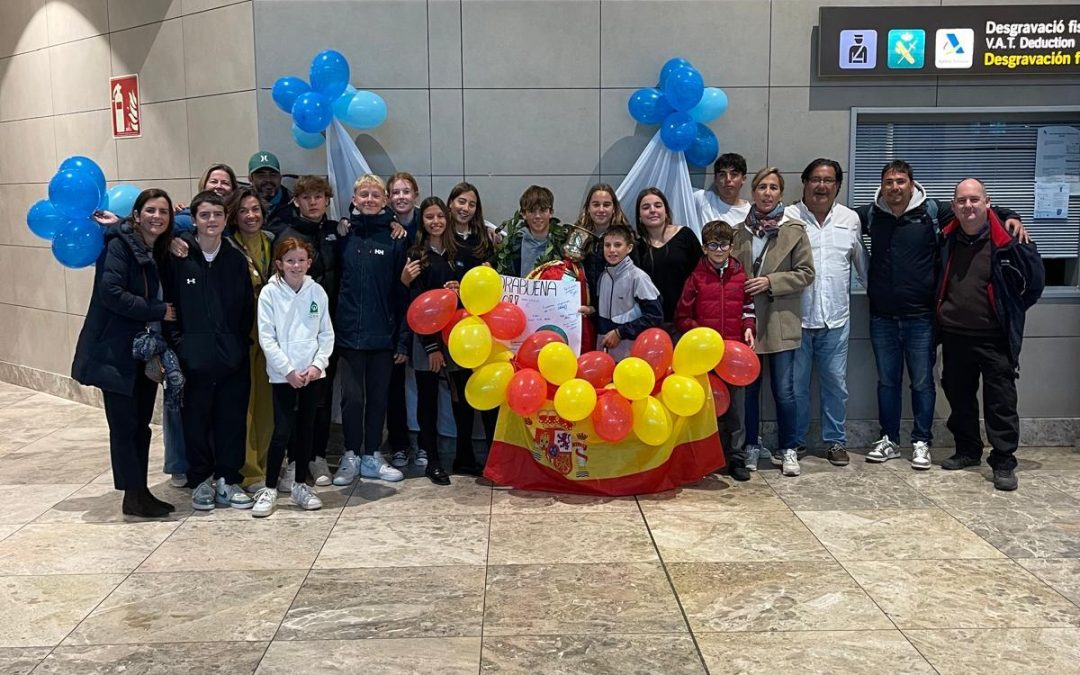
936,178,1044,491
856,160,1024,471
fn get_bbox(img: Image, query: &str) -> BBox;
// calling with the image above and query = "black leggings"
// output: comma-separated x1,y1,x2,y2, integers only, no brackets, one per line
311,350,339,459
267,381,322,487
339,348,393,456
386,360,410,452
447,369,495,468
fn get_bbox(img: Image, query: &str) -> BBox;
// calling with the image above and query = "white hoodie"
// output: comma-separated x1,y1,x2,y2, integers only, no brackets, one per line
258,274,335,384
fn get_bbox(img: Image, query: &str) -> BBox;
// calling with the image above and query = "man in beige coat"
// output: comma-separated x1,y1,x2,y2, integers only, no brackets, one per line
732,168,815,476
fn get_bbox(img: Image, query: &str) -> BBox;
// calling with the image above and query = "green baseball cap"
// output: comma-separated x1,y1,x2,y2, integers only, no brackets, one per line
248,151,281,174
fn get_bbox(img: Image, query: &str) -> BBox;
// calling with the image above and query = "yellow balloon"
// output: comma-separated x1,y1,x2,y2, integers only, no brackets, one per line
612,357,655,401
460,266,502,315
660,374,706,417
632,396,672,446
448,317,492,368
537,342,577,385
465,362,515,410
553,378,598,422
484,341,513,364
672,327,725,375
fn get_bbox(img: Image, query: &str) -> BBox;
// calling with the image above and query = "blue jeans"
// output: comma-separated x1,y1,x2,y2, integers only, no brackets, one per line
869,314,936,444
162,404,188,475
743,349,799,450
794,323,850,446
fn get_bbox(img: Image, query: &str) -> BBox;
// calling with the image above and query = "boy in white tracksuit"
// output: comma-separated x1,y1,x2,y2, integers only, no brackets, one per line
254,237,335,517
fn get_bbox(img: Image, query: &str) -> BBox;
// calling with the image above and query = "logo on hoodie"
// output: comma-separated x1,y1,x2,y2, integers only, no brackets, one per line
309,301,319,316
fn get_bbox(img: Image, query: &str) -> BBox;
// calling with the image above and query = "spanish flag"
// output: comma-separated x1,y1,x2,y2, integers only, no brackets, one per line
484,379,725,496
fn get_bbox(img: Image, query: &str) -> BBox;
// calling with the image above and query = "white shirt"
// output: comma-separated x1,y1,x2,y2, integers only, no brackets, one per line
785,201,869,330
694,189,751,227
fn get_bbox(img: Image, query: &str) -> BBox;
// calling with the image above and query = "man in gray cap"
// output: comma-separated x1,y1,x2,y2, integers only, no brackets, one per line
248,151,292,223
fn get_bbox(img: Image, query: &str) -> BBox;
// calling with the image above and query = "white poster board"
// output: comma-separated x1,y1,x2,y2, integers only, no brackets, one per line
501,275,583,356
1035,126,1080,184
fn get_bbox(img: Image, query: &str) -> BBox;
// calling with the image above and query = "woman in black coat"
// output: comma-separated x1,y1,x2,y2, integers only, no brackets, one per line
72,189,177,517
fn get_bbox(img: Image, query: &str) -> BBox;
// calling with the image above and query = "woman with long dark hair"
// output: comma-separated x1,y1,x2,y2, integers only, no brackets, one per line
72,189,178,517
632,187,703,332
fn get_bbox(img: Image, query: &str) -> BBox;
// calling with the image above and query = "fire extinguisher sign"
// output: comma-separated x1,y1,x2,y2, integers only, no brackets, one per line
110,74,140,138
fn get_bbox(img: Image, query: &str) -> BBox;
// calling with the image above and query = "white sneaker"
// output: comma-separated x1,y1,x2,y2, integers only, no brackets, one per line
333,451,360,486
277,462,295,493
170,473,188,488
414,448,429,468
360,452,404,482
867,435,901,463
291,483,323,511
251,488,277,518
309,457,332,487
744,446,760,471
391,450,409,468
781,448,801,477
215,477,254,509
911,441,932,470
245,481,266,494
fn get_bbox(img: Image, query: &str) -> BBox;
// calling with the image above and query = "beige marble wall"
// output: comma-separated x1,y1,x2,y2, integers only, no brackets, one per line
0,0,257,404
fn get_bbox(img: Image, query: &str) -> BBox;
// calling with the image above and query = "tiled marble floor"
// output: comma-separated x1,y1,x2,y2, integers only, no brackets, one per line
0,380,1078,674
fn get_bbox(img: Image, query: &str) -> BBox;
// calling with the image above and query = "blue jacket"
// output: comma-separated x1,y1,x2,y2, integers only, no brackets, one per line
334,208,408,351
72,224,169,395
937,211,1045,368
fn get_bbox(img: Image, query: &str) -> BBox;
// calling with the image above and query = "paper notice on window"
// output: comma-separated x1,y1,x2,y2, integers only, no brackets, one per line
1033,182,1070,220
1035,126,1080,184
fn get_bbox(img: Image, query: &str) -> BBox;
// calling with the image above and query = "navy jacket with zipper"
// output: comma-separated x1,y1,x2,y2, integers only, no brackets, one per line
161,232,254,376
936,210,1044,368
71,223,168,395
265,206,343,309
335,207,408,351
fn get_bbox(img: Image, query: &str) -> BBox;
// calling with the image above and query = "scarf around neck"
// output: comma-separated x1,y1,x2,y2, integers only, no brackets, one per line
746,202,785,238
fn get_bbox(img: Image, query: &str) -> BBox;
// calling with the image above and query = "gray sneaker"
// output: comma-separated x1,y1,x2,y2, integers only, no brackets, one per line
744,445,760,472
309,457,332,487
277,462,295,494
291,483,323,510
360,452,404,482
767,445,783,466
333,451,360,486
867,435,901,463
215,477,254,509
911,441,932,470
390,450,409,468
191,479,216,511
781,449,801,477
414,448,429,468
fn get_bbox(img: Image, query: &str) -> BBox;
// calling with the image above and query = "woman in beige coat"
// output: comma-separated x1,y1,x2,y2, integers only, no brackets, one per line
733,167,815,476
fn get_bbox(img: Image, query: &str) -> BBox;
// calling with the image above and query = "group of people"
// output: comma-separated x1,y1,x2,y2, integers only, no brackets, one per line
71,148,1045,519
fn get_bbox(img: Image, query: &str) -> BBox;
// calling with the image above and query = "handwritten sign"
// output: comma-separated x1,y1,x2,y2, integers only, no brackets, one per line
501,275,582,356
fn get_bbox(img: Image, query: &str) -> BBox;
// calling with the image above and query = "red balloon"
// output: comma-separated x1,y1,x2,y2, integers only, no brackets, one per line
482,302,527,340
441,308,471,344
714,340,761,386
592,391,634,442
407,289,458,335
708,373,731,415
517,330,566,370
631,328,674,380
577,351,616,388
507,368,547,416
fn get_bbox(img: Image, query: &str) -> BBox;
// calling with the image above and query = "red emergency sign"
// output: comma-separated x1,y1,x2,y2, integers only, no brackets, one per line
110,74,141,138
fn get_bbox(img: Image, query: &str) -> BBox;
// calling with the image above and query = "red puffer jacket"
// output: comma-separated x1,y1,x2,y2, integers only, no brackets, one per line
675,256,756,341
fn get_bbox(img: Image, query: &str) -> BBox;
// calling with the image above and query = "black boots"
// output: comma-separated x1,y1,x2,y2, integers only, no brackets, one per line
122,489,175,518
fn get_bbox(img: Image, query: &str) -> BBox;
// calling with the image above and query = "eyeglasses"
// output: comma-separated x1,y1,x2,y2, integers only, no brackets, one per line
808,177,837,185
704,241,732,251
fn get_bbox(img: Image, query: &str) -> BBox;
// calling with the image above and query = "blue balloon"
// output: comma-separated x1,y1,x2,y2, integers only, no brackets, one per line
657,57,692,88
660,111,696,152
627,87,673,125
310,50,350,100
333,85,358,122
59,156,106,194
689,87,729,124
685,124,720,166
51,217,104,268
343,90,387,130
292,123,325,149
663,64,705,112
272,76,311,114
292,91,334,133
48,169,102,219
26,199,68,240
173,212,194,233
106,184,142,218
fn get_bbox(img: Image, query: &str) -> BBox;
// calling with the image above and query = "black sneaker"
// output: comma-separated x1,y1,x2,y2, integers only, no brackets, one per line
426,466,451,486
826,443,850,466
730,465,751,482
942,454,981,470
993,468,1018,491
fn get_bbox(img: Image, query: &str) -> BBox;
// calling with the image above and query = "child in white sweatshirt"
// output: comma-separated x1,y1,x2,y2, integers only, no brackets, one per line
254,236,335,517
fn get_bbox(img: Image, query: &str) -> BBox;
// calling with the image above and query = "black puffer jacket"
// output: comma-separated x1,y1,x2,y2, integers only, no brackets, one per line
72,224,168,395
334,208,408,351
161,232,254,376
265,206,342,308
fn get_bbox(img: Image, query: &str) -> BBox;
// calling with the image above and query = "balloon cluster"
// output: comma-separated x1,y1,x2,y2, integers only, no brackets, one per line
271,49,388,149
25,156,140,268
406,268,762,448
626,57,729,166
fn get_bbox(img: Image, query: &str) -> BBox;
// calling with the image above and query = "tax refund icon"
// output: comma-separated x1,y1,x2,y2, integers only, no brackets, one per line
839,29,877,69
888,29,925,69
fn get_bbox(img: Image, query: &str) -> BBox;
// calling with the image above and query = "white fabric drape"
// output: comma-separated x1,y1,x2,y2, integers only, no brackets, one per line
615,131,704,239
325,119,372,221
